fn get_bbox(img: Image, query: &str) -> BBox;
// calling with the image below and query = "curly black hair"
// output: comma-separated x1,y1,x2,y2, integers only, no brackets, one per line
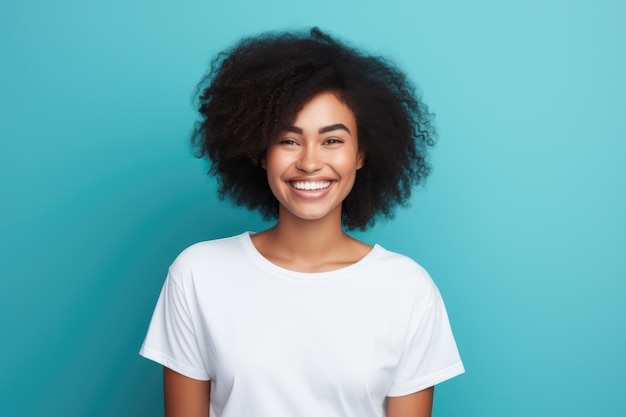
191,28,436,230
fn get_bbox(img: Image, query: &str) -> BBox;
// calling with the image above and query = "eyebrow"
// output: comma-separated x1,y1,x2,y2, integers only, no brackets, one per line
283,123,352,135
319,123,351,134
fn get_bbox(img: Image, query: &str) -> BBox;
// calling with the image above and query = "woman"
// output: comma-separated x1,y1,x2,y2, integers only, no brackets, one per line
140,28,464,417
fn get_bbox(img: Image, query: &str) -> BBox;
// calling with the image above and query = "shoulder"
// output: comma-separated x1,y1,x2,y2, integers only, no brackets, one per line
168,232,251,277
369,245,440,303
372,246,433,283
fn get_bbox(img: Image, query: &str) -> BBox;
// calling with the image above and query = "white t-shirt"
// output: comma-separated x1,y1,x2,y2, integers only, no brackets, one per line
140,232,464,417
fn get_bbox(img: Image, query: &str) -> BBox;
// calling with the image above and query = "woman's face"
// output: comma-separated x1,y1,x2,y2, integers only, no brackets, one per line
263,91,364,224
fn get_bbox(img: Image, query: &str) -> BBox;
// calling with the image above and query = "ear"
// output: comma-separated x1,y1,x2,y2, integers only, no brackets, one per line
260,156,266,169
356,150,365,170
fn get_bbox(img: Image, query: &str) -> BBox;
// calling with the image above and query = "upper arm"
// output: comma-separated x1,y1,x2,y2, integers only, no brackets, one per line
163,367,210,417
386,386,434,417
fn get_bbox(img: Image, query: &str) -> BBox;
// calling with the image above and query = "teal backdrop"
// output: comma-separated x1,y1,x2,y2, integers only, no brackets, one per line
1,0,624,416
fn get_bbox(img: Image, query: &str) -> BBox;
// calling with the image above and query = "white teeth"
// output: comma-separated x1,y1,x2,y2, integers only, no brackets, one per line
291,181,332,191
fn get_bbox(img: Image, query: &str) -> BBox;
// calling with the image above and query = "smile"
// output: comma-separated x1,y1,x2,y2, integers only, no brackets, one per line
289,181,332,191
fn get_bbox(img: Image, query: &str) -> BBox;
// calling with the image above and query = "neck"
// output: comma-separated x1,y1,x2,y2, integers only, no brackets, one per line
270,207,348,257
250,205,372,273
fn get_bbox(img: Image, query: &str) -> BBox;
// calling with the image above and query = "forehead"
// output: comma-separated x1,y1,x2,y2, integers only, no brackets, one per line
291,91,356,127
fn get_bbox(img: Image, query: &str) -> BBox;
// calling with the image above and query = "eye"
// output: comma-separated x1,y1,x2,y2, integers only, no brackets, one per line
324,137,344,145
278,138,299,145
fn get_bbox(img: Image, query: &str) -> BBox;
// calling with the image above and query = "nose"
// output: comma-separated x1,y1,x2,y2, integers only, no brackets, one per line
295,145,323,173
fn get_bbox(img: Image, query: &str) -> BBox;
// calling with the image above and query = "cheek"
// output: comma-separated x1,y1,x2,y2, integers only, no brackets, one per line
263,149,283,176
335,153,362,173
264,152,290,196
265,169,283,201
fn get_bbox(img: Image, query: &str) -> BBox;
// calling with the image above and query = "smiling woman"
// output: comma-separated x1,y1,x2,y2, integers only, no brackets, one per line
140,28,464,417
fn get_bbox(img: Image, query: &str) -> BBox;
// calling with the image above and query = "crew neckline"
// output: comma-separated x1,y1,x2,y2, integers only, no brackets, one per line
240,231,382,280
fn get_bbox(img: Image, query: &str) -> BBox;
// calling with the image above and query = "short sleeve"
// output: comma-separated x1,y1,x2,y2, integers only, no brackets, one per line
387,287,464,396
139,269,210,381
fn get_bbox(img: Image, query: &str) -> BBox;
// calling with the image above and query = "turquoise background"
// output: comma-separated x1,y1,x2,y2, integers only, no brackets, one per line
1,0,624,416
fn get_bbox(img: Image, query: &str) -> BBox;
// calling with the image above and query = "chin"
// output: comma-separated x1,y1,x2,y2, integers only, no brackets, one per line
280,205,341,223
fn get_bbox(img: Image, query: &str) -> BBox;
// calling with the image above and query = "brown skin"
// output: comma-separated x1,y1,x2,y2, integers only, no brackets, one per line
163,368,210,417
164,93,434,416
387,387,434,417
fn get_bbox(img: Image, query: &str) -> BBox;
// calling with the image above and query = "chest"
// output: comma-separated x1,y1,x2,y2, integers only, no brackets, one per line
191,274,416,398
